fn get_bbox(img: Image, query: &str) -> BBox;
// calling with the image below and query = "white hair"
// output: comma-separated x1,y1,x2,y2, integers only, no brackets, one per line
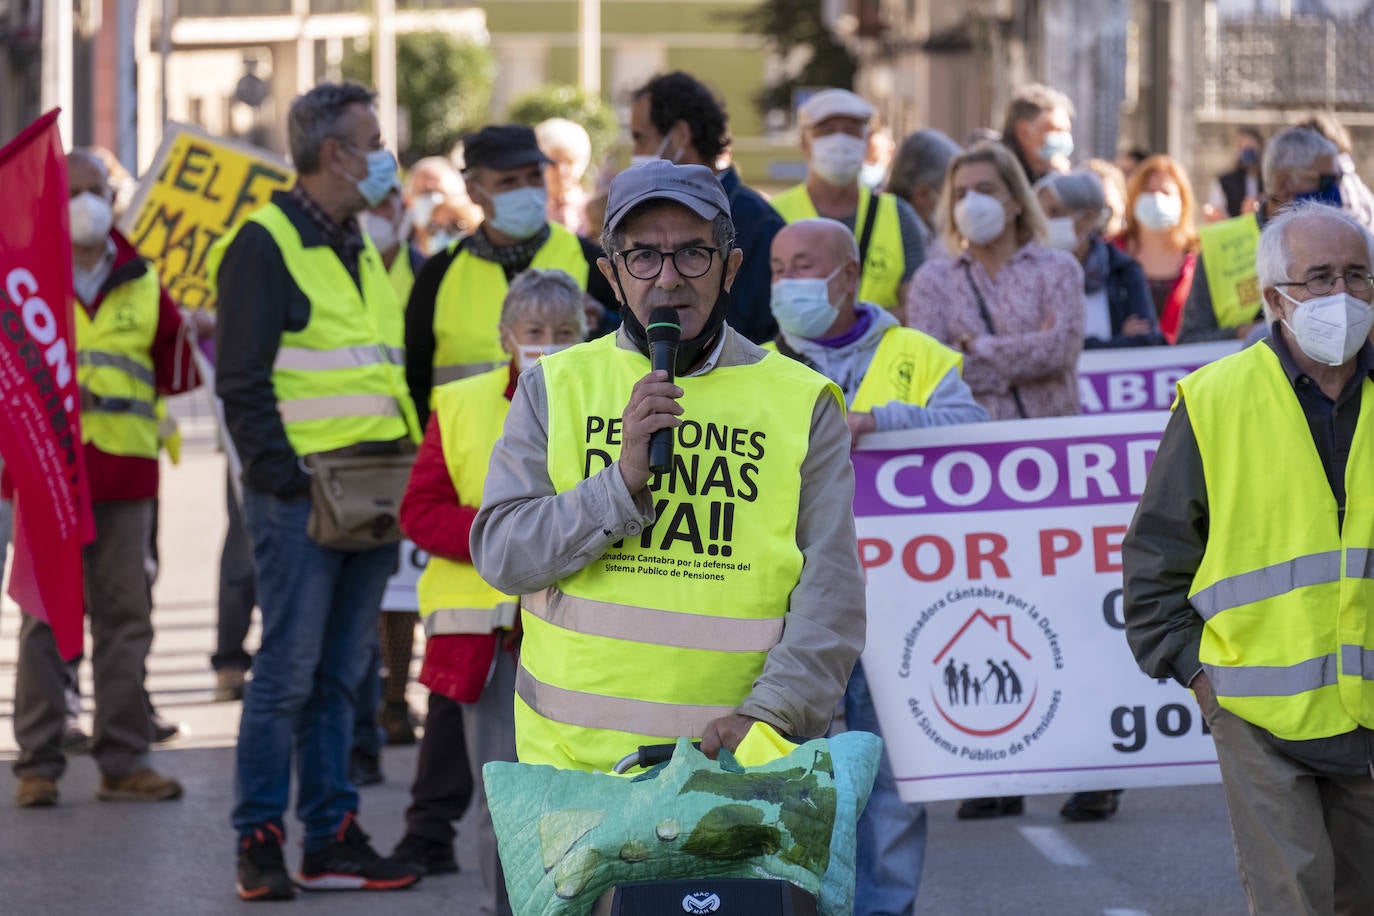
1256,200,1374,321
500,268,589,339
1261,127,1338,193
535,118,592,181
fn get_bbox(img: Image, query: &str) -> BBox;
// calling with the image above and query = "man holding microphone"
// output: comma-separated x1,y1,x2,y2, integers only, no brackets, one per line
471,160,866,772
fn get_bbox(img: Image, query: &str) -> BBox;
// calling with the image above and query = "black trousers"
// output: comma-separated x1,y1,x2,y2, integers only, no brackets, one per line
404,691,474,842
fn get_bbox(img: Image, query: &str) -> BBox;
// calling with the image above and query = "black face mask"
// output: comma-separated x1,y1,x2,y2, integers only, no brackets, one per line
615,263,731,376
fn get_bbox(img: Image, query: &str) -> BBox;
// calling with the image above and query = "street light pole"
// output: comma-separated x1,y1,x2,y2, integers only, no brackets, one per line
41,0,73,146
374,0,398,153
578,0,600,95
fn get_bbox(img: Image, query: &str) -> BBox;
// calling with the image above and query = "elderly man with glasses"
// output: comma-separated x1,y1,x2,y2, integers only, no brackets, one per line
470,160,866,774
1124,201,1374,914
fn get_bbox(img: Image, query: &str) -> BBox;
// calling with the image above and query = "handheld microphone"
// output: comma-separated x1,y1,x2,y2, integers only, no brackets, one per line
646,306,681,474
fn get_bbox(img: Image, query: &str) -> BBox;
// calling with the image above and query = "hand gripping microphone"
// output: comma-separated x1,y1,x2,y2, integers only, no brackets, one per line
646,306,681,474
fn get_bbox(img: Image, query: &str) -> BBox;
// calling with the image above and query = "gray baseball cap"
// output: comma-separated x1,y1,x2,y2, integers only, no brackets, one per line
604,160,730,234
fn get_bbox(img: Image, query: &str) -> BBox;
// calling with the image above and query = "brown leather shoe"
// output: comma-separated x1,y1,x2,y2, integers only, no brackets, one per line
16,775,59,808
97,768,184,802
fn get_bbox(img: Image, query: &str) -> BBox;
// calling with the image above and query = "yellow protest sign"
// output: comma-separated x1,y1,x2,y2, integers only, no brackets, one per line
120,124,294,310
1197,213,1261,328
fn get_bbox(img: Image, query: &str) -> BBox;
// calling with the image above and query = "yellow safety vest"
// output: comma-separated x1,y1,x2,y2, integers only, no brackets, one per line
765,325,960,411
208,202,421,455
1179,343,1374,740
74,268,162,459
431,225,589,385
771,184,905,310
520,335,842,771
388,247,416,311
416,365,518,635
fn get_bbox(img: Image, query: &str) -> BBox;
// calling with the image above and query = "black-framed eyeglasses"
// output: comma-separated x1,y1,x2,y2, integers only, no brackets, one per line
616,246,720,280
1276,271,1374,297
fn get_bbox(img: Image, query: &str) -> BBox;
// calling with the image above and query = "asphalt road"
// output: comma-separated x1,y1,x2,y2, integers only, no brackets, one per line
0,395,1249,916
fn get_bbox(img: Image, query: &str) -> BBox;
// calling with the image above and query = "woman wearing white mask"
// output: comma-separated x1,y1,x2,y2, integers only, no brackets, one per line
388,268,586,913
905,141,1085,424
1036,170,1161,349
1121,155,1200,344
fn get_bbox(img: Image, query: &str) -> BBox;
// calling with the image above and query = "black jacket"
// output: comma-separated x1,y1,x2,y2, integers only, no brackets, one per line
1084,239,1164,349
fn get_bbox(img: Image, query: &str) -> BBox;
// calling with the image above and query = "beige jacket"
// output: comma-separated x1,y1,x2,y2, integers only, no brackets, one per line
470,325,866,739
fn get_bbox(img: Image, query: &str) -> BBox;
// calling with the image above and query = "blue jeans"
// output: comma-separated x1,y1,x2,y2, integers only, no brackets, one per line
845,660,927,916
233,489,397,851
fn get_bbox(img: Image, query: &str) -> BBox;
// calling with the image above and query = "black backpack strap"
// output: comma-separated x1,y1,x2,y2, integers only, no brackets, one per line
857,192,882,270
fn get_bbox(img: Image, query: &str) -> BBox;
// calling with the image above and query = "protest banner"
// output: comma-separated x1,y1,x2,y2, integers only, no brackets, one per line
852,414,1220,803
0,111,95,660
1197,213,1262,327
120,124,293,311
1077,340,1241,414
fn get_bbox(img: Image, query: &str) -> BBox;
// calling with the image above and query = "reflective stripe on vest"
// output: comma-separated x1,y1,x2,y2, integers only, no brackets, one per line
521,588,785,653
1179,342,1374,739
515,665,737,743
74,268,162,459
78,350,155,386
517,335,842,771
424,602,519,636
416,366,517,629
207,203,421,455
1190,551,1342,621
771,184,905,309
850,326,963,412
431,225,589,385
274,344,404,372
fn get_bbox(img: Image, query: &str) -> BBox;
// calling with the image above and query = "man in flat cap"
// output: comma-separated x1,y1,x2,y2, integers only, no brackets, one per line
471,160,866,773
772,88,926,312
404,124,617,423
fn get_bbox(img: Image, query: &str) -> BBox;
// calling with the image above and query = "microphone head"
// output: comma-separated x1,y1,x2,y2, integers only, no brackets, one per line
646,306,682,344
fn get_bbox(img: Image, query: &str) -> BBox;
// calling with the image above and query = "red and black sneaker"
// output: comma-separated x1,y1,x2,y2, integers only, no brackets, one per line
236,823,295,901
295,812,422,892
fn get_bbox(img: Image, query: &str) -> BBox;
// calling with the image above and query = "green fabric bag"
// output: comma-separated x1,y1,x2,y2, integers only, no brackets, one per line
483,731,882,916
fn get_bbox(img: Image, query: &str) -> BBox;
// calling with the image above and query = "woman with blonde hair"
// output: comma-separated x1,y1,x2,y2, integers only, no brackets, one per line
1120,154,1199,343
905,140,1084,423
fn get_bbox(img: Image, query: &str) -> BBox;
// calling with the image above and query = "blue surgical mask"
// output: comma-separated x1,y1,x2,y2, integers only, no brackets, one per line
488,187,548,240
1293,176,1343,209
770,266,843,339
1039,130,1074,163
345,145,398,208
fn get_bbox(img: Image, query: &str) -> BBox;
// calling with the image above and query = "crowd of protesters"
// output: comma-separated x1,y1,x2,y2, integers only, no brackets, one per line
6,64,1374,916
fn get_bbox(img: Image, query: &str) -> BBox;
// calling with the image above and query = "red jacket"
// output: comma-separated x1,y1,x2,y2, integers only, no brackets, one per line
401,364,518,703
2,231,200,503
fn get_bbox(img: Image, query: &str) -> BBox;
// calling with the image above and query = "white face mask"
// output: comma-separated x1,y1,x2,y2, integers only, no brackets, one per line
1279,289,1374,367
1133,192,1182,230
630,133,680,169
359,211,400,252
424,229,459,257
1046,216,1080,252
770,266,843,339
411,190,444,231
954,191,1009,246
514,343,570,372
810,134,867,187
487,186,547,240
859,161,888,190
69,191,114,246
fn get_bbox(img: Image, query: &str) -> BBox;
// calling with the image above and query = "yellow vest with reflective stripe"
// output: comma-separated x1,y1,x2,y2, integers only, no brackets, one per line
388,247,416,310
208,203,421,455
1180,343,1374,740
416,366,518,634
431,225,589,385
771,184,905,310
851,326,962,411
74,268,161,459
520,334,842,771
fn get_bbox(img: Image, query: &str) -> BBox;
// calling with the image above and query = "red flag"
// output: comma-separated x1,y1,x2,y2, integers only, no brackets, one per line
0,110,94,660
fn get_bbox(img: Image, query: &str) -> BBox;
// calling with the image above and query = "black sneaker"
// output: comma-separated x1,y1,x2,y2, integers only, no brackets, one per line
296,812,422,891
237,824,295,901
389,832,459,876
